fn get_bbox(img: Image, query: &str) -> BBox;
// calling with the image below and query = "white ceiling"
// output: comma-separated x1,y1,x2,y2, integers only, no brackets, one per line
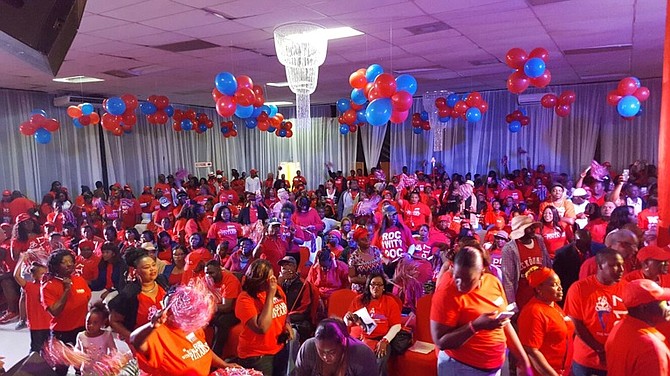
0,0,665,107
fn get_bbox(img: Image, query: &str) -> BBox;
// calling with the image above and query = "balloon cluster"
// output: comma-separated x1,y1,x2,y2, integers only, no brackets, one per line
66,103,100,128
607,77,649,119
336,98,366,135
540,91,576,117
220,121,238,138
171,109,214,134
244,105,290,137
100,94,139,136
505,47,551,94
18,109,60,144
139,95,174,125
411,111,431,134
348,64,417,126
213,72,265,119
434,92,489,122
505,109,530,133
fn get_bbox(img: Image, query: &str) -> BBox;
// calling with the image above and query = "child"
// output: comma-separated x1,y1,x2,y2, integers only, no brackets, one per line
75,301,116,376
13,253,51,352
75,240,100,285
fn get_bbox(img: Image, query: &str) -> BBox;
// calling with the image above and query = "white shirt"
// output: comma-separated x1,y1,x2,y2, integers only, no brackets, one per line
245,176,261,194
626,197,643,215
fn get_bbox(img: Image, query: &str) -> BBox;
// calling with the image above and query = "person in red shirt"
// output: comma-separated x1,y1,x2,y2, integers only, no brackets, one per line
564,248,627,376
182,233,212,284
292,196,325,235
138,186,156,214
217,180,239,205
518,267,574,376
539,205,573,259
225,237,256,274
235,259,292,375
585,201,616,244
13,253,51,352
373,205,415,274
483,200,508,227
254,218,291,276
204,259,241,356
622,245,670,286
74,240,100,284
7,191,37,225
401,191,432,233
41,249,92,376
306,249,350,304
428,215,457,248
207,206,243,251
638,195,659,231
579,228,639,280
605,279,670,376
292,170,307,193
430,246,532,375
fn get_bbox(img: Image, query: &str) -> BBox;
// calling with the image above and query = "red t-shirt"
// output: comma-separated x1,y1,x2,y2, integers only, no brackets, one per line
540,224,571,259
638,208,660,231
402,202,431,232
235,290,288,358
41,275,92,331
135,326,212,376
25,281,52,330
75,254,100,283
563,275,627,370
515,239,545,309
374,225,415,261
259,236,289,276
348,294,401,341
206,221,242,246
206,271,242,302
136,287,167,329
413,240,434,260
605,315,670,376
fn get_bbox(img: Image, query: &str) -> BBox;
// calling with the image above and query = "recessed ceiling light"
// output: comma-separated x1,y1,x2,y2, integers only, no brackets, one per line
264,101,293,106
266,82,290,87
52,76,105,83
322,27,364,40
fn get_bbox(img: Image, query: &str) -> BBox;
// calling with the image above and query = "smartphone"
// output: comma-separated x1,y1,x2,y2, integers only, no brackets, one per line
495,303,517,319
622,169,630,181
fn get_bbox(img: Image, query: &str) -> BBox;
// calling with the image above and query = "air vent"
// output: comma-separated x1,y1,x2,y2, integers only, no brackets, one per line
404,21,451,35
102,69,138,78
526,0,570,5
393,66,441,74
152,39,219,52
202,7,238,20
469,58,501,66
564,44,632,55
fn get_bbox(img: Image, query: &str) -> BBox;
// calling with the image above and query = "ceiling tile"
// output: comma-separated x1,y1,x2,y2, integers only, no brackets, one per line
103,0,194,23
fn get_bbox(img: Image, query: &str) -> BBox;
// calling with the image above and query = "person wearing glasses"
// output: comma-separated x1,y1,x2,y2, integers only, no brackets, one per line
344,273,401,376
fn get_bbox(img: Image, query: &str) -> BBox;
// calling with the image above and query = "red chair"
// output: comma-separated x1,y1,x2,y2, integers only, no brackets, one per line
298,246,312,279
221,322,244,359
389,294,437,376
327,288,358,319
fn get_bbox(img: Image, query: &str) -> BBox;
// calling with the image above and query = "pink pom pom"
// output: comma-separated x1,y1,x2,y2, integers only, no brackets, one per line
168,278,216,333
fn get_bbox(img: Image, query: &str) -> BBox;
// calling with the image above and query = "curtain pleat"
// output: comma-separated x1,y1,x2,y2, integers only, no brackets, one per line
360,124,388,170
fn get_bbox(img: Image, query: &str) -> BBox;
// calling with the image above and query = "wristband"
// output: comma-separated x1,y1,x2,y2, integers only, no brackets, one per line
468,321,477,334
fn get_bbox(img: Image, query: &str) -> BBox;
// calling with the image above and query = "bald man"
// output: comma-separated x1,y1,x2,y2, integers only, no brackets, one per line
578,229,639,280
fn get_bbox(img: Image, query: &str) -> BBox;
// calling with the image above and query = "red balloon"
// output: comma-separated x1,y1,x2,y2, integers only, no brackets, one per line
512,110,523,120
148,95,158,104
350,101,363,111
529,47,549,62
450,111,460,119
529,68,551,88
44,118,59,131
373,73,397,98
30,114,47,126
252,85,264,97
286,130,293,138
101,113,119,130
147,114,158,124
173,122,182,131
212,88,223,102
342,109,356,125
90,113,100,125
454,100,468,114
19,121,36,136
606,90,622,106
477,101,489,114
257,120,270,131
541,94,558,108
391,91,413,112
285,121,292,130
390,110,409,124
349,124,358,132
236,75,253,90
79,115,91,126
186,110,197,121
349,68,367,89
421,121,431,131
216,96,236,117
633,86,650,102
154,111,167,124
367,87,383,101
438,107,452,118
205,120,214,129
67,106,82,118
505,48,528,69
121,94,138,110
555,104,571,117
465,92,482,107
435,97,447,109
622,116,635,121
154,96,169,110
507,71,530,94
121,123,133,132
520,116,530,126
412,117,422,127
253,95,265,108
111,126,123,136
617,77,638,96
364,82,375,99
559,90,576,105
270,116,282,128
235,87,256,107
173,109,183,121
505,114,514,123
338,116,346,124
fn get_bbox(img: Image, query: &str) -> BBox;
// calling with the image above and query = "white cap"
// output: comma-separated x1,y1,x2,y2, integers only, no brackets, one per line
465,180,475,187
572,187,587,197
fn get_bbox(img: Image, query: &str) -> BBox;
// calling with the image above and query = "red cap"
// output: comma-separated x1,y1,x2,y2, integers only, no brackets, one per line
636,245,670,262
623,279,670,308
78,240,95,250
15,213,31,224
353,227,369,241
2,190,10,196
143,186,152,192
437,214,451,222
111,183,121,190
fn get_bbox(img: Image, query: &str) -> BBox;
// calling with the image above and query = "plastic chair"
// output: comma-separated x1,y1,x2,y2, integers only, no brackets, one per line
221,322,244,359
389,294,437,376
327,288,358,319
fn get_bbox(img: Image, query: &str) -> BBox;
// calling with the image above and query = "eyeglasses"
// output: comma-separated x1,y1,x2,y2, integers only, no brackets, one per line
370,282,385,287
617,241,638,249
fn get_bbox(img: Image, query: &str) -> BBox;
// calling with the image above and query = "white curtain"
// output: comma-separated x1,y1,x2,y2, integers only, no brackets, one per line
360,124,388,171
390,99,435,174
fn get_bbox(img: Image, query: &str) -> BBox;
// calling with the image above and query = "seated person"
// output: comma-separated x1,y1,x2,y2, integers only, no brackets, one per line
306,249,350,306
204,259,241,356
278,256,318,342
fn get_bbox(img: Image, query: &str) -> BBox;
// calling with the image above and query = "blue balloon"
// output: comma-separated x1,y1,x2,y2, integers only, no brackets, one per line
466,108,482,122
31,109,48,117
439,117,450,123
80,103,94,116
617,95,641,117
337,98,350,112
215,71,237,96
356,110,367,123
164,105,174,117
235,104,254,119
268,126,276,133
220,126,230,135
412,127,423,134
520,108,528,116
278,129,287,137
245,119,257,128
365,98,393,126
351,88,367,105
251,106,262,118
268,105,278,118
420,111,429,121
446,94,459,107
636,105,644,117
395,74,417,96
365,64,384,82
509,121,522,133
106,97,126,116
140,102,157,115
632,77,641,88
34,128,51,144
260,105,271,115
198,124,207,132
73,118,84,128
339,125,350,135
181,119,193,131
523,57,546,78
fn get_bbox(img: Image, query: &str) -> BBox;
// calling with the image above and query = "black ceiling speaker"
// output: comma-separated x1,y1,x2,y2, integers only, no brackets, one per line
0,0,87,75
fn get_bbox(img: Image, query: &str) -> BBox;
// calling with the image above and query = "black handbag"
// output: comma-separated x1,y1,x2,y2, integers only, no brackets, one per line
389,329,413,355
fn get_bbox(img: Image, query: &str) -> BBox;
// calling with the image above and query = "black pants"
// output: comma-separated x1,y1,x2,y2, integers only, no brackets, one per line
30,329,50,353
210,311,239,356
52,327,84,376
236,344,288,376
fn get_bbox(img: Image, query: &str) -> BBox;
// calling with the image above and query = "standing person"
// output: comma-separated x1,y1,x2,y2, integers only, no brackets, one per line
622,244,670,286
518,267,574,376
348,228,384,293
564,248,627,376
501,215,552,310
204,259,241,356
402,191,432,233
292,170,307,193
74,302,117,376
235,259,292,375
539,184,576,225
338,180,360,220
306,249,350,305
539,205,573,259
605,279,670,376
294,318,377,376
245,169,262,194
430,247,532,376
41,249,92,376
373,205,415,278
553,229,604,297
13,253,50,353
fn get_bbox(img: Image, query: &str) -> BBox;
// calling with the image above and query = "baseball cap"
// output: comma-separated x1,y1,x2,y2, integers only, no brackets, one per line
216,174,223,179
572,188,587,197
494,230,510,241
15,213,31,224
636,245,670,262
78,240,95,250
622,279,670,308
383,205,397,215
2,190,10,196
268,218,281,226
278,256,296,266
159,197,170,207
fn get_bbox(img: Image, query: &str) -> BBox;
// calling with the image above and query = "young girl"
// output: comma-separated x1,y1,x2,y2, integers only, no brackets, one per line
75,302,117,376
13,253,51,352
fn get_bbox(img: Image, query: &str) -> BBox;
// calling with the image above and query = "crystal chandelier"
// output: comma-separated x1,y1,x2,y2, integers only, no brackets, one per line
273,22,328,129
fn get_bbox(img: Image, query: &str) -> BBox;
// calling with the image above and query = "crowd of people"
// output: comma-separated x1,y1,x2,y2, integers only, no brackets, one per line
0,157,667,376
